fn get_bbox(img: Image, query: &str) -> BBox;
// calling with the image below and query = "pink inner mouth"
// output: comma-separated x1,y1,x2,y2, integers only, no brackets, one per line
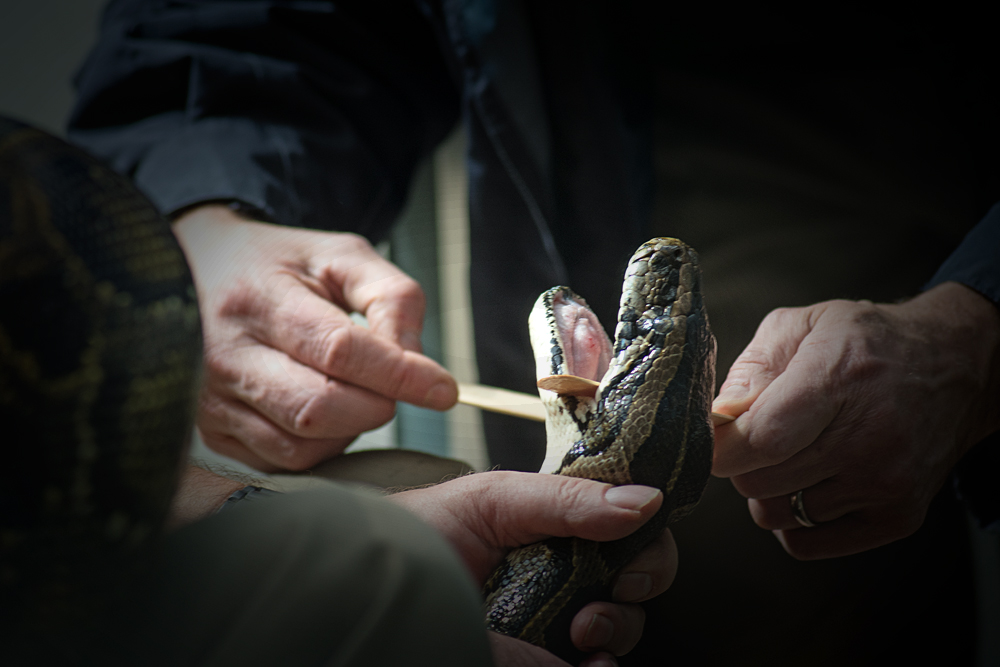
553,293,612,382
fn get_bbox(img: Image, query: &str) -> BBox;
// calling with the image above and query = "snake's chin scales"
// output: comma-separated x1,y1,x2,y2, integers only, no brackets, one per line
484,237,717,661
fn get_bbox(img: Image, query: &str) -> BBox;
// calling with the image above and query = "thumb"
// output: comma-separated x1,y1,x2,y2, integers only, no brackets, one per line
452,472,663,547
712,306,815,417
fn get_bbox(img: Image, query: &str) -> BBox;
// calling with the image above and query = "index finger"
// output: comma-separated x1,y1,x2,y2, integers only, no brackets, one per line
309,234,428,352
712,337,841,478
712,306,815,417
251,274,457,410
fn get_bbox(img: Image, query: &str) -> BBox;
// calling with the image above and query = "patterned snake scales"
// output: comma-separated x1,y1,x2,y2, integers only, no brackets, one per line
484,238,718,660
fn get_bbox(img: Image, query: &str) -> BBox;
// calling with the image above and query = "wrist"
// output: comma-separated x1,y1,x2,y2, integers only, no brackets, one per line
908,282,1000,448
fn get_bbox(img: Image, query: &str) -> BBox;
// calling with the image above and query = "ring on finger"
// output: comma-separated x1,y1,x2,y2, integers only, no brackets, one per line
790,489,818,528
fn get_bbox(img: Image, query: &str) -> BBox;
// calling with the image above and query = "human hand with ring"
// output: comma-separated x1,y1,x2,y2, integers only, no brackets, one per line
711,282,1000,559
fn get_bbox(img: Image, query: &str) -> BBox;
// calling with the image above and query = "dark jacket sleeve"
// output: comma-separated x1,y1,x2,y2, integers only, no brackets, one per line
926,203,1000,532
67,0,460,241
926,203,1000,307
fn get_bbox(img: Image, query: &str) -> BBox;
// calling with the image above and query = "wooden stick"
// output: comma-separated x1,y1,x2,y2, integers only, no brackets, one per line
457,383,547,422
459,380,738,427
536,374,599,397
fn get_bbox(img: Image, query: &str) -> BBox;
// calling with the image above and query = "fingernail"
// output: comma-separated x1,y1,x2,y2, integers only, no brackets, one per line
583,613,615,650
605,485,660,511
612,572,653,602
423,381,457,410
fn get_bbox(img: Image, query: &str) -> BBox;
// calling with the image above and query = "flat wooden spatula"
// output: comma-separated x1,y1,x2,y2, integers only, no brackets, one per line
458,376,736,427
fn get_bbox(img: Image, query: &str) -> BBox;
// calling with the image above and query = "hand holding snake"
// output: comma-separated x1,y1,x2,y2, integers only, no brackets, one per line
390,472,678,665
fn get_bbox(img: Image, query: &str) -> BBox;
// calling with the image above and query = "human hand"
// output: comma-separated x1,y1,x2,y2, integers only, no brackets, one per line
389,471,678,665
712,282,1000,559
172,205,457,471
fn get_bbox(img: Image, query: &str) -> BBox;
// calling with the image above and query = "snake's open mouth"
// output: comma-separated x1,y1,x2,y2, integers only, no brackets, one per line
549,289,612,383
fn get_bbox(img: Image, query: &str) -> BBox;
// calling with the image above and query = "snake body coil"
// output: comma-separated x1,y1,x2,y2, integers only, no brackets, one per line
484,238,717,659
0,118,201,646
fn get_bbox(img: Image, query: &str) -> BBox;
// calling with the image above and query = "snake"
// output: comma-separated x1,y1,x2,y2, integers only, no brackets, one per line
483,238,717,660
0,118,201,649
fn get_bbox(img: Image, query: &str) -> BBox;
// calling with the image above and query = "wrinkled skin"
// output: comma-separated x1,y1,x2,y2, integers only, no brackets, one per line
712,282,1000,559
389,471,679,666
173,205,458,471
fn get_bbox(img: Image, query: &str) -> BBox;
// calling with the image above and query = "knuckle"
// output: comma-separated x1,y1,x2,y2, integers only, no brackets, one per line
334,232,373,256
214,277,264,319
761,305,809,332
556,478,598,530
393,273,425,301
269,437,325,471
317,326,357,376
290,394,324,434
748,499,783,530
742,420,793,468
731,343,777,373
835,342,889,385
729,473,763,499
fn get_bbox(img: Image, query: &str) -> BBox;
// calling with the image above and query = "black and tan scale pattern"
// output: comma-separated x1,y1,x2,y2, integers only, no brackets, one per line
484,238,716,661
0,119,202,635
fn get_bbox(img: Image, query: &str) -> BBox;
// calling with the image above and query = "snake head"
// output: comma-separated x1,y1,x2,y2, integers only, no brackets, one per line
604,237,702,392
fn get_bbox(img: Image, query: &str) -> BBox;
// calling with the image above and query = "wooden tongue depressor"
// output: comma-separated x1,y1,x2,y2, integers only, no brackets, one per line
457,383,547,422
457,377,737,426
536,375,737,426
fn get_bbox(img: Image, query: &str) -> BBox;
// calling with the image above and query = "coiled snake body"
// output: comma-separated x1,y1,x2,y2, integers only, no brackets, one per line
0,118,201,646
484,238,717,659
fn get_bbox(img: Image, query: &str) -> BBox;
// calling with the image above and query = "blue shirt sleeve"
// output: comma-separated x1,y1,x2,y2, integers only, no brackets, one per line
67,0,459,242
